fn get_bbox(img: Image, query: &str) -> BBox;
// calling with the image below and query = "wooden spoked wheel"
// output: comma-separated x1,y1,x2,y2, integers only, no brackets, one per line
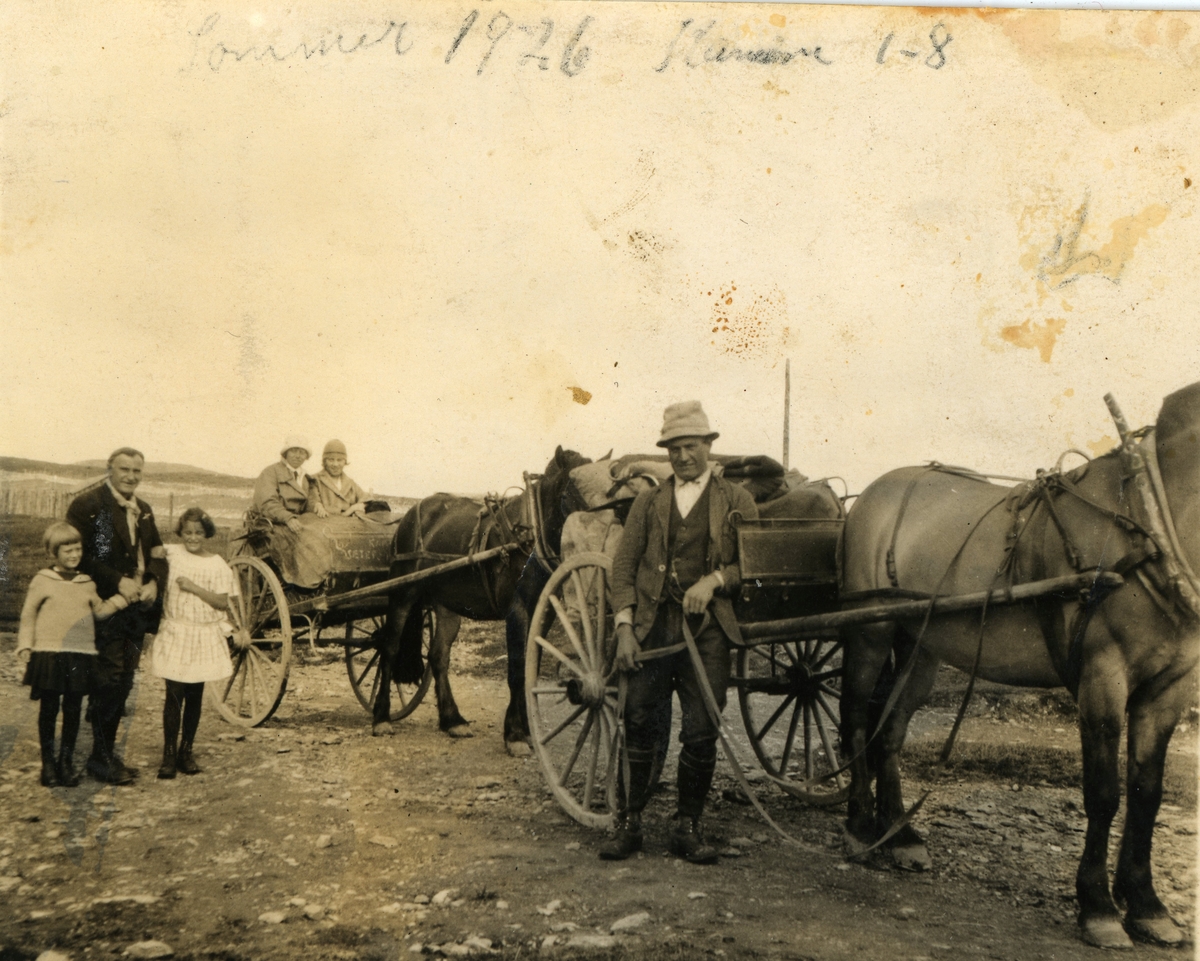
210,556,293,727
733,635,849,805
526,553,620,829
344,609,434,721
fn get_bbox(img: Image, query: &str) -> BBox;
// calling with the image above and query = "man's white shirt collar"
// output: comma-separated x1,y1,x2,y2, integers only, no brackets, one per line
673,468,712,519
106,480,138,510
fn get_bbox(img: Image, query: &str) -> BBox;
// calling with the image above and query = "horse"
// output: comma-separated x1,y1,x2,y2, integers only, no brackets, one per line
838,383,1199,949
371,446,591,745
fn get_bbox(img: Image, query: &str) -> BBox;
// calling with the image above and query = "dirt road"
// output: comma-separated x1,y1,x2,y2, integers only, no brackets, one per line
1,625,1195,960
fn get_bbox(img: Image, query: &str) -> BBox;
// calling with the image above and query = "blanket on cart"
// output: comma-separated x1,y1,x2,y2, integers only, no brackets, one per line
562,452,832,562
238,512,403,589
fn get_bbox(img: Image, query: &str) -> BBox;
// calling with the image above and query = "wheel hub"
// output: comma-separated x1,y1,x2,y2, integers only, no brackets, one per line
565,674,606,707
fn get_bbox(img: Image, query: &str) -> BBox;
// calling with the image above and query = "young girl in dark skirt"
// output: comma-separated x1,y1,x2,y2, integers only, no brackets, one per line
16,522,128,787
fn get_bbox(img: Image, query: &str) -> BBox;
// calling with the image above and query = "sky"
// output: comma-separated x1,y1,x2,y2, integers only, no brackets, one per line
2,1,1197,499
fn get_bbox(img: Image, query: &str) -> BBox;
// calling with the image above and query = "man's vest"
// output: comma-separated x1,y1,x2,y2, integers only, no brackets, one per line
662,480,713,601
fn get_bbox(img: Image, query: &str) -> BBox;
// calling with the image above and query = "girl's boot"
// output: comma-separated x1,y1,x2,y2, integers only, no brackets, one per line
57,745,81,787
157,742,177,780
40,742,60,787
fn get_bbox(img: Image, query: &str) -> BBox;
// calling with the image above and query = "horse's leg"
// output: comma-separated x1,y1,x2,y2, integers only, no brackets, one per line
839,619,898,848
503,559,549,756
373,592,414,737
1075,645,1132,949
1112,671,1192,945
429,607,471,737
873,636,940,872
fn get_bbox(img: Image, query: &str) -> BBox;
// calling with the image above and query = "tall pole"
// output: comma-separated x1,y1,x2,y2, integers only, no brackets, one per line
782,359,791,471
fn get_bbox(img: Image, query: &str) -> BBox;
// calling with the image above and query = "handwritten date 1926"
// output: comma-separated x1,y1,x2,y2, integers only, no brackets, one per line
445,10,593,77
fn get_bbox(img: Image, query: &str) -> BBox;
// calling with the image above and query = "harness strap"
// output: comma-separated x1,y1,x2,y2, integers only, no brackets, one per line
678,616,811,849
1143,428,1200,587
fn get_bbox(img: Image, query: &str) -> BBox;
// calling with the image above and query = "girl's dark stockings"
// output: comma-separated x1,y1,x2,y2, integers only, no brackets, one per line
159,680,205,779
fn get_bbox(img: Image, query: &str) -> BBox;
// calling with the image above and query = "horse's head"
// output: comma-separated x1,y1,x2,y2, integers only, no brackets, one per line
539,445,595,553
1155,381,1200,571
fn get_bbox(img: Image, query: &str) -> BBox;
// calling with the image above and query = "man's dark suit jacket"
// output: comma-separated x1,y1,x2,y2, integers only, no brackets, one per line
66,483,168,602
611,473,758,645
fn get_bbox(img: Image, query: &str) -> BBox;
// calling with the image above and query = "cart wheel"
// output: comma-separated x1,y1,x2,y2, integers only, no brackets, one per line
526,553,621,830
210,556,292,727
345,609,434,721
733,636,849,805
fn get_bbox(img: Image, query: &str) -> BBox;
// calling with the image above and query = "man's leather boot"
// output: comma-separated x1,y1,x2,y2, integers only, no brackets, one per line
669,744,720,864
597,747,654,861
598,812,643,860
105,713,139,779
86,698,133,785
668,815,721,864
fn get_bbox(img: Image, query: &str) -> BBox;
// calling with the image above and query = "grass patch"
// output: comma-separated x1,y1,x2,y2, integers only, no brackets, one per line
0,514,233,629
0,514,54,626
903,740,1083,788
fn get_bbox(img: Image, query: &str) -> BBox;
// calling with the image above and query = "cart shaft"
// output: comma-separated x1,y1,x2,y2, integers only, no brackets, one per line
739,570,1124,641
289,544,511,616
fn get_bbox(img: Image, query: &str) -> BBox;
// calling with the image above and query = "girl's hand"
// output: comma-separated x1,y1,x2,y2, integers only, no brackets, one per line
16,648,31,664
313,504,328,519
176,576,197,594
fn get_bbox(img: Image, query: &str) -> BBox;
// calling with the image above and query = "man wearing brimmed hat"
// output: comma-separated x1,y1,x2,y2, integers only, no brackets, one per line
601,401,758,864
253,436,312,534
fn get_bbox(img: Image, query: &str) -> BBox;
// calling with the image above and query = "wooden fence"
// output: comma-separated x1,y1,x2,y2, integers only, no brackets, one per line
0,487,75,519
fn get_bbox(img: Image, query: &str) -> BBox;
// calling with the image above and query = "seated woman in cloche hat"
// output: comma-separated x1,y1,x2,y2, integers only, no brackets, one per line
307,440,367,518
252,436,312,534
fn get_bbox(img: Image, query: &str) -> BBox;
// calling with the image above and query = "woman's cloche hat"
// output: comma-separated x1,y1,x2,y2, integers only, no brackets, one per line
280,435,311,459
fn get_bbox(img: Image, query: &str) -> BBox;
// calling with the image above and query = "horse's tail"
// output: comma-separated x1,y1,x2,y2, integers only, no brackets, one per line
395,605,426,685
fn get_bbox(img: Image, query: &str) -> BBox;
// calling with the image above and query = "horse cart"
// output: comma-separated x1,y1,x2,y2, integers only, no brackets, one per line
210,512,513,727
523,486,1123,830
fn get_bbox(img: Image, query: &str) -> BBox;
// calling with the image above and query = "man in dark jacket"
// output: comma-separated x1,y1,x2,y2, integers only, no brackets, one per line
66,448,167,784
601,402,758,864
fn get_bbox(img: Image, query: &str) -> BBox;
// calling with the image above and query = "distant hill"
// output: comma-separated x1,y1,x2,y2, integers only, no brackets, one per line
66,459,255,489
75,459,230,477
1,455,417,526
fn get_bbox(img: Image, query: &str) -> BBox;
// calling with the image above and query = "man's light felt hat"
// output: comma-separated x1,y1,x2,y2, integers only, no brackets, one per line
656,401,719,447
280,435,311,459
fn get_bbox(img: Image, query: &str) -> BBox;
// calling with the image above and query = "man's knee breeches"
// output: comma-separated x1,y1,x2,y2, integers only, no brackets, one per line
93,609,148,696
623,616,730,751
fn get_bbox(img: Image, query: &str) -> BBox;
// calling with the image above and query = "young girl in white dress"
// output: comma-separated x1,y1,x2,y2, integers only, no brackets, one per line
147,507,236,779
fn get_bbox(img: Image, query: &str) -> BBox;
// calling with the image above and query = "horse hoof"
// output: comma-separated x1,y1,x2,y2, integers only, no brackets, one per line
505,740,533,758
446,724,474,739
890,843,932,873
371,722,395,737
1126,916,1184,945
1080,917,1134,950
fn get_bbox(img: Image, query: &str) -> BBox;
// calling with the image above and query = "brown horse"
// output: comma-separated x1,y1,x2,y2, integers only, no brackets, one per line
839,384,1198,949
372,446,591,742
